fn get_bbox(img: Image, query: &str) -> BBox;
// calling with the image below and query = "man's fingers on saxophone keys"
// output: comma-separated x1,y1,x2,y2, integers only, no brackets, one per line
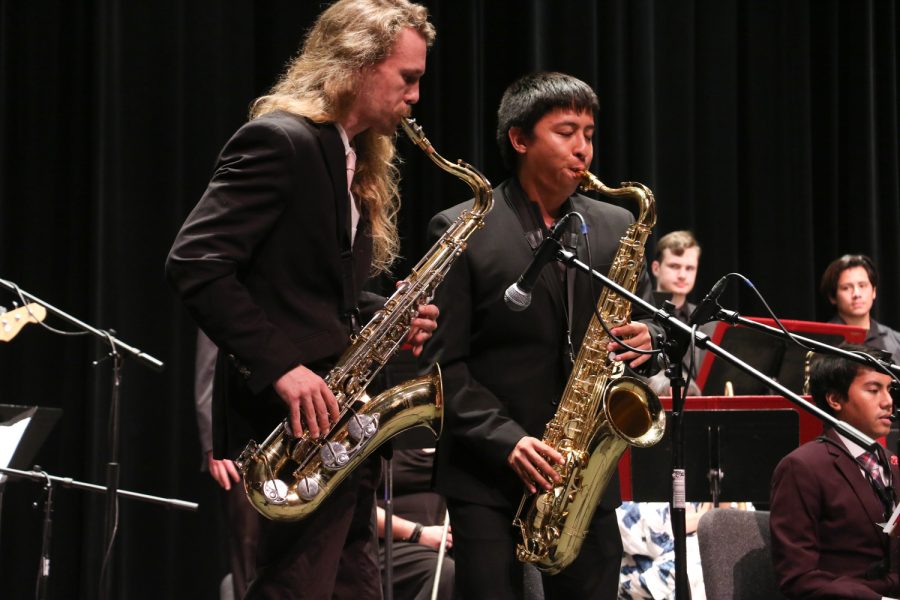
522,465,553,494
321,382,340,422
535,440,564,467
510,437,563,493
507,459,530,492
288,404,305,438
527,450,561,489
309,390,332,438
299,396,320,438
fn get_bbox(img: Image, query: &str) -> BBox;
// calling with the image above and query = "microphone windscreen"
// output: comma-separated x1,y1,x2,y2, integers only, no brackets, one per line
503,284,531,311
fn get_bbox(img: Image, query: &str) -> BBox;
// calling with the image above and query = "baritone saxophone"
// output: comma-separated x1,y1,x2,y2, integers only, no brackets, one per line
236,117,493,521
513,171,666,573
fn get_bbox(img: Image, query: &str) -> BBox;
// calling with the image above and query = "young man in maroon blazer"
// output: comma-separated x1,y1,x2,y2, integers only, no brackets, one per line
770,345,899,599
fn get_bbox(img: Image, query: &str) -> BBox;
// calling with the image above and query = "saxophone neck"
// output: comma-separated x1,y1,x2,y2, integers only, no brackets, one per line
401,116,493,217
579,170,656,229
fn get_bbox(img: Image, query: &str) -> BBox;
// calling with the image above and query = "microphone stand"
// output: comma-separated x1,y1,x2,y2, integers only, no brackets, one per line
382,456,394,600
707,426,722,506
35,468,53,600
0,466,199,510
0,465,197,599
551,248,878,600
0,278,164,600
655,301,691,600
710,311,900,378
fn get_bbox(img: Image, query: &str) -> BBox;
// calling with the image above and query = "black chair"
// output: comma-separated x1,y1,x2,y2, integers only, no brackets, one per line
697,509,785,600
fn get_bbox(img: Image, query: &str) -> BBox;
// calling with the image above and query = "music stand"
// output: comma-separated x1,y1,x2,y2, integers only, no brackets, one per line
696,319,866,395
629,408,798,504
0,405,62,472
0,404,62,598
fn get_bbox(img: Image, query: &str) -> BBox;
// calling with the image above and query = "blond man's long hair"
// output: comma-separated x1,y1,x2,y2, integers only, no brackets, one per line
250,0,435,274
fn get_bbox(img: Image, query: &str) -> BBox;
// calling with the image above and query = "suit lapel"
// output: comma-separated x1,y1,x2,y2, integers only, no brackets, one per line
877,443,900,513
825,429,889,526
889,449,900,571
311,121,352,249
308,119,373,312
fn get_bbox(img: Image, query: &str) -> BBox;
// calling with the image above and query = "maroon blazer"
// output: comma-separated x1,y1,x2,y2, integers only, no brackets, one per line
770,427,900,599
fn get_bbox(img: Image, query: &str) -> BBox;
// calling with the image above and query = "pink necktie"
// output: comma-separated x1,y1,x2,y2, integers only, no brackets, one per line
345,147,356,192
858,451,886,493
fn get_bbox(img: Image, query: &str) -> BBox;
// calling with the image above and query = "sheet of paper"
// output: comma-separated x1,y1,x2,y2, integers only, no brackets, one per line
882,502,900,536
0,416,30,469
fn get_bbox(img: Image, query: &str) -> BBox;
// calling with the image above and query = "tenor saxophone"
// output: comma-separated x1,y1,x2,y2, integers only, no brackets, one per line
513,171,666,573
236,117,493,521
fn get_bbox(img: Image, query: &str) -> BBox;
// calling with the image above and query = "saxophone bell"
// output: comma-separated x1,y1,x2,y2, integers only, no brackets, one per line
603,376,665,447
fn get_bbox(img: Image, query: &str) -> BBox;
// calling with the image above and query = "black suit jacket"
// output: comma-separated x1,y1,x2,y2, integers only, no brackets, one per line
166,111,377,457
770,428,900,599
420,178,657,510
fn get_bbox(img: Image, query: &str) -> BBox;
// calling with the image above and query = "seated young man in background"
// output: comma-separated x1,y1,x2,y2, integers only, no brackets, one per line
770,345,899,599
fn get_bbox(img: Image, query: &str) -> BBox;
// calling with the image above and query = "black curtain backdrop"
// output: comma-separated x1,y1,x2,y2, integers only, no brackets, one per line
0,1,897,598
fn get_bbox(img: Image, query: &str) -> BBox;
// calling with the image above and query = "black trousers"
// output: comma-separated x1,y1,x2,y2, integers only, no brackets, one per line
448,499,622,600
224,481,261,599
246,458,382,600
379,541,454,600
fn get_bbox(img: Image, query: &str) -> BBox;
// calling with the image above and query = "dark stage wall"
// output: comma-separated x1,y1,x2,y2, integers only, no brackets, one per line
0,1,897,598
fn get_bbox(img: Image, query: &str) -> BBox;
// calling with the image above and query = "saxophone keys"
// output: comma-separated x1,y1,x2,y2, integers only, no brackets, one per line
562,420,581,439
348,413,378,442
321,441,351,469
535,489,560,515
235,440,259,473
262,479,289,504
296,475,322,501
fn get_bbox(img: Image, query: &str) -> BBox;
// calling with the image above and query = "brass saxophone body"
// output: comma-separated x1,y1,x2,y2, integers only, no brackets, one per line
236,117,493,521
513,171,666,572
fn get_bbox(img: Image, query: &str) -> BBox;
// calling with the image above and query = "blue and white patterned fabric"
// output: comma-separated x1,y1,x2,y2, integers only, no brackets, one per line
616,502,707,600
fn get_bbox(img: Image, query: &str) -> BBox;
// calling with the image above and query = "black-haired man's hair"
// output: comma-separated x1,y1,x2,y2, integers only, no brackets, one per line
810,343,890,416
496,72,599,170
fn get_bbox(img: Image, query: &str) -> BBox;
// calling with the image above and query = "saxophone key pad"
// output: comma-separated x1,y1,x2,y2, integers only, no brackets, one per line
348,414,378,442
321,441,351,469
297,476,321,501
262,479,289,504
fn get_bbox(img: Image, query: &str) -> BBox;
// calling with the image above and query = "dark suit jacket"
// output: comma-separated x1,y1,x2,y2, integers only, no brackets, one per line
420,177,657,510
166,111,377,457
770,428,900,599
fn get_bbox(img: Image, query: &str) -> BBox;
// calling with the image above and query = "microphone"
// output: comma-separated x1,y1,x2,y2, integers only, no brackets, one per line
689,275,728,326
504,214,572,311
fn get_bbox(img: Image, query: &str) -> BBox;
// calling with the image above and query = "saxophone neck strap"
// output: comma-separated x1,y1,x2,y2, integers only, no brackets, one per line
505,177,579,371
506,177,579,250
340,249,360,335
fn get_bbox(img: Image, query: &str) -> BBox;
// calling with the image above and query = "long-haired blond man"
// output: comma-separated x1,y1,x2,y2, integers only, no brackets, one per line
166,2,438,597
